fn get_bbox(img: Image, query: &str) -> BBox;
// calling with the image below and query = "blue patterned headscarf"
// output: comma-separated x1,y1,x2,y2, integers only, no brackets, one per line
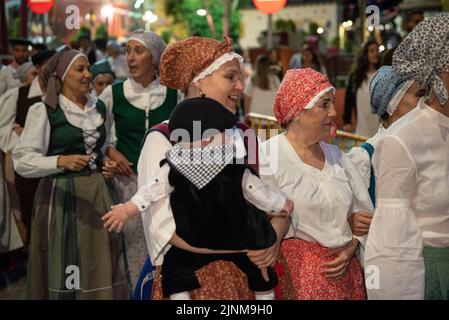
393,13,449,106
370,66,414,118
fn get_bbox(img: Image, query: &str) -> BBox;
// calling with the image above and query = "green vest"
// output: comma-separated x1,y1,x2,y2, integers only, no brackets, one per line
109,80,177,174
45,102,107,178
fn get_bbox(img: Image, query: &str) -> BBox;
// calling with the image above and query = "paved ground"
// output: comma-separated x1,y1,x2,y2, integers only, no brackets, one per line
0,276,26,300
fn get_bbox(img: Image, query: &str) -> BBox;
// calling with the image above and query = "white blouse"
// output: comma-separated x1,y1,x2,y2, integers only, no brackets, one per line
0,77,44,153
365,99,449,300
260,134,373,249
12,94,109,178
347,125,386,189
137,130,288,266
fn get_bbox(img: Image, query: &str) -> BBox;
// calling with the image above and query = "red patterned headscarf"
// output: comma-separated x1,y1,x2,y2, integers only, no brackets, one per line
274,68,336,134
160,36,242,93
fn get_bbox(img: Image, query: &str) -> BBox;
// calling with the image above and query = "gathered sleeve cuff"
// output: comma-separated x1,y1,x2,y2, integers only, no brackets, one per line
242,168,286,214
131,164,173,212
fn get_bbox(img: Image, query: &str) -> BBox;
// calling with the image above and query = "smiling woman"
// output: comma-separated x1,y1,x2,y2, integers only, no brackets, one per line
136,36,293,300
260,68,373,299
97,30,178,288
12,47,130,300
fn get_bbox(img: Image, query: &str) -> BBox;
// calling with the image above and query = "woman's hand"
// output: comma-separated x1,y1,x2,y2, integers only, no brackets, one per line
102,202,139,232
106,147,133,176
13,123,24,136
57,154,91,171
322,238,359,279
247,216,290,268
348,211,372,236
247,239,281,269
103,160,118,180
280,199,294,217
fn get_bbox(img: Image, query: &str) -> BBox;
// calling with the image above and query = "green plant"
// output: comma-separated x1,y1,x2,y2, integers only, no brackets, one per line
309,22,319,35
95,23,108,40
165,0,241,43
162,29,172,44
9,18,20,38
275,19,296,32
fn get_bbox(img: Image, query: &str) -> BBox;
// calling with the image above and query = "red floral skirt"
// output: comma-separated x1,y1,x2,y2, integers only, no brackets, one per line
279,238,366,300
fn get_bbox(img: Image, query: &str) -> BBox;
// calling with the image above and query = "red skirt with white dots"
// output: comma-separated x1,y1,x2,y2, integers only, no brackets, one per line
279,238,366,300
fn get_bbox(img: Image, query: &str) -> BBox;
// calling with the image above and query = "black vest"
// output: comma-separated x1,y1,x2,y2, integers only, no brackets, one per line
16,84,42,127
167,161,276,251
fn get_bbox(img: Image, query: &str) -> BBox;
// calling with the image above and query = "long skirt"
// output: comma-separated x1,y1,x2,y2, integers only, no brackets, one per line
112,174,148,288
424,246,449,300
152,260,255,300
26,172,131,299
279,238,366,300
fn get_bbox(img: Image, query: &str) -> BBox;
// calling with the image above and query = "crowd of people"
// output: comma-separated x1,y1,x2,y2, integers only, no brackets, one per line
0,10,448,300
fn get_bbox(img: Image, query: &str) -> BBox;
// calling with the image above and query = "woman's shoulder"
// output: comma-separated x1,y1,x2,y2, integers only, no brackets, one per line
29,101,47,113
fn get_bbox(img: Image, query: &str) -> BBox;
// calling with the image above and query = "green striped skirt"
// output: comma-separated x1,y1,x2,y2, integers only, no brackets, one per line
424,245,449,300
26,172,131,300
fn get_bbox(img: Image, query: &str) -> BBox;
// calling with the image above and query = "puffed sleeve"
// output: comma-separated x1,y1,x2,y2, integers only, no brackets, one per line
341,151,374,256
347,146,371,189
12,102,64,178
242,169,286,214
364,135,424,300
131,163,173,212
137,130,175,266
98,85,117,147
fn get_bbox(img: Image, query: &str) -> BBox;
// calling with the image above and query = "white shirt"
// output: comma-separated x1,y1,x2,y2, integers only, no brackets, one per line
260,134,373,249
364,99,449,300
244,74,279,117
0,77,44,153
99,77,169,146
0,64,23,96
347,125,386,188
355,72,378,137
12,94,109,178
137,131,287,265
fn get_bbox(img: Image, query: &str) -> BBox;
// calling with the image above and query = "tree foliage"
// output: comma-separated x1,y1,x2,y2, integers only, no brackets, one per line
165,0,241,43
